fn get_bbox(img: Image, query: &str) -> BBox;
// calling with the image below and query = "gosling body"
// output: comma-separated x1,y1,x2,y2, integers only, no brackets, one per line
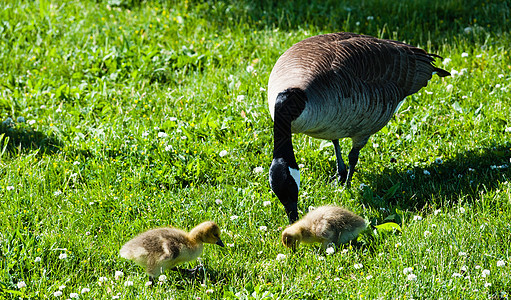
282,205,367,250
120,221,224,279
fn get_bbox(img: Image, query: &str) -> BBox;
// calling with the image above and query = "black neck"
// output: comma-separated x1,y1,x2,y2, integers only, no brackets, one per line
272,116,298,169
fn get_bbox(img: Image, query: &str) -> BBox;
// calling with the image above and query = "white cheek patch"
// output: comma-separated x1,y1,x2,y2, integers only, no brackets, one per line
288,167,300,190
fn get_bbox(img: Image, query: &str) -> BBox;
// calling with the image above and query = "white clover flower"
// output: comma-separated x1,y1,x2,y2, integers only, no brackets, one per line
114,271,124,279
35,256,41,263
81,288,90,294
317,256,325,261
142,131,149,137
403,267,414,274
112,296,120,300
452,272,463,278
458,252,467,256
354,263,363,269
446,84,453,92
434,209,441,215
476,54,482,58
56,107,62,113
54,190,62,196
461,265,468,272
246,65,255,73
168,117,178,121
366,275,373,280
28,120,36,125
498,74,504,78
497,260,506,267
59,253,67,260
461,52,469,58
263,201,271,207
70,293,79,298
407,274,417,281
325,247,335,255
423,170,431,175
395,242,402,248
496,84,502,88
276,254,286,261
459,207,466,214
98,277,108,283
206,289,214,294
236,95,245,101
6,186,14,191
58,285,66,290
475,265,481,269
482,269,490,277
359,183,368,190
226,243,235,247
442,58,452,65
17,281,26,289
298,163,305,168
413,215,422,221
159,274,167,282
253,166,264,174
464,27,473,34
484,282,492,288
424,231,432,237
180,136,187,140
124,280,133,286
230,215,239,221
356,21,360,26
157,132,168,138
425,90,433,95
259,226,267,231
367,16,374,20
215,199,223,205
219,150,228,157
53,291,63,297
333,277,340,281
145,281,152,287
164,145,172,151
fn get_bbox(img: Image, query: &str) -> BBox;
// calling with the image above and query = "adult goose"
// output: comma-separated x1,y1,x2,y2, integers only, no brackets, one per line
267,32,450,223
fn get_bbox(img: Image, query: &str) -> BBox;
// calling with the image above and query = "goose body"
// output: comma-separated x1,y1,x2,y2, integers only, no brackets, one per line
281,205,367,250
119,221,224,280
268,32,450,223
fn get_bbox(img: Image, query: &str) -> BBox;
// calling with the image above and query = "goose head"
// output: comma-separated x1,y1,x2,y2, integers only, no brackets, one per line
269,158,300,224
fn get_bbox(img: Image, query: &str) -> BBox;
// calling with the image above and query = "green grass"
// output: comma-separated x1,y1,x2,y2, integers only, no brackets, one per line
1,0,510,298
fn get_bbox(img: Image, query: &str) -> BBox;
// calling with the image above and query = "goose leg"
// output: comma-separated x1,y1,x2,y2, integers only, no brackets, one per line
346,137,370,187
332,139,348,183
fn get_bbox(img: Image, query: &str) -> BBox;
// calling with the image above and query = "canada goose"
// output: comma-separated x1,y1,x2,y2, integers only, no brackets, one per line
281,205,367,250
119,221,224,281
268,32,450,223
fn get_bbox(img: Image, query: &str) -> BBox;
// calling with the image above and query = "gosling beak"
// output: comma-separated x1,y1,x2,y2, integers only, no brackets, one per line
215,239,225,247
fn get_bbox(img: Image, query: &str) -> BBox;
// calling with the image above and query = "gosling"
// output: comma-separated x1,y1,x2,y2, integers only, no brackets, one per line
282,205,366,250
120,221,224,281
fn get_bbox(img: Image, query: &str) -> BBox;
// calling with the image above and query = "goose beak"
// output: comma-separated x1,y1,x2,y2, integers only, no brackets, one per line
284,202,298,224
215,239,225,247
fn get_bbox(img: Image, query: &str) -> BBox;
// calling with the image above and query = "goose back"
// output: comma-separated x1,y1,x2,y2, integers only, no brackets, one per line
268,32,447,141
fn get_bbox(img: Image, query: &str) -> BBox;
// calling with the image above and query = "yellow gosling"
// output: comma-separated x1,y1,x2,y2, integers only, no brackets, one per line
120,221,224,281
282,205,366,250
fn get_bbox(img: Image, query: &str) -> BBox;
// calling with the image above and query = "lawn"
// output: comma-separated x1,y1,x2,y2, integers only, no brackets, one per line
1,0,510,299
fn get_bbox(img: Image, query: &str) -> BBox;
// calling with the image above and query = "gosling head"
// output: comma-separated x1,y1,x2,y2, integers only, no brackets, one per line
281,227,302,251
194,221,224,247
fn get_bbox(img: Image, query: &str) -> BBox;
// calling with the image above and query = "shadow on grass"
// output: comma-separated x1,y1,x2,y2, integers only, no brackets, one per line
0,122,62,155
359,143,511,213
